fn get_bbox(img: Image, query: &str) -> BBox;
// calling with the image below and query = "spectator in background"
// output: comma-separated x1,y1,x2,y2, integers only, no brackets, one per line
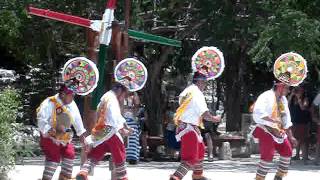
201,119,220,162
123,92,141,165
165,105,180,161
311,92,320,165
288,87,311,164
138,105,151,162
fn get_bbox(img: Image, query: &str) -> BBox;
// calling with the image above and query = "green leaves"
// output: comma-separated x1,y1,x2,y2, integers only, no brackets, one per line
0,88,21,174
249,1,320,67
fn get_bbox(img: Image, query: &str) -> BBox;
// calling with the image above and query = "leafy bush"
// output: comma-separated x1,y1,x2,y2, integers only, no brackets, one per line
0,88,20,177
13,123,41,161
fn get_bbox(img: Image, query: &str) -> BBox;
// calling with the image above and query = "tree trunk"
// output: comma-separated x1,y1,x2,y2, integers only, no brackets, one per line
144,71,162,136
225,42,247,131
225,66,241,131
224,55,241,131
143,47,172,136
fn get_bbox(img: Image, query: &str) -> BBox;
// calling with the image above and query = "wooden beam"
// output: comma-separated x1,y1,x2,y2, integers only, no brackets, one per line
28,6,182,47
28,6,91,28
128,29,182,47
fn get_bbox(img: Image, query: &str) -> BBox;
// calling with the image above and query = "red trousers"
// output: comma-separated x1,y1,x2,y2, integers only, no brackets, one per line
180,131,205,165
40,136,75,163
253,127,292,161
88,134,126,165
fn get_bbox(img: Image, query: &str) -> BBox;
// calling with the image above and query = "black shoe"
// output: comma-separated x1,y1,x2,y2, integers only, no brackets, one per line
140,157,152,162
128,159,138,165
292,156,300,160
193,177,212,180
274,176,282,180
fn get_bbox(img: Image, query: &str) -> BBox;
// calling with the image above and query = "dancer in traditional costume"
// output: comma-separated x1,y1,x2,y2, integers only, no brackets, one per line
76,83,132,180
252,52,307,180
170,47,224,180
37,80,88,180
76,58,148,180
37,57,99,180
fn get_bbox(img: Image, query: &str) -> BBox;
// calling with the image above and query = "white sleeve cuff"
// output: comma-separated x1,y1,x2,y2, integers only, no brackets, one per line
76,129,86,137
259,113,270,120
283,121,293,129
41,124,52,135
199,108,210,117
84,135,94,145
116,123,125,132
263,121,277,128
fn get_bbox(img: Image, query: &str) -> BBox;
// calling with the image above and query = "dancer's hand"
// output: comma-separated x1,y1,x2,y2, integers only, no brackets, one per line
286,128,298,147
203,111,221,123
83,144,92,153
56,124,66,134
47,128,56,137
120,128,132,137
289,137,298,147
127,127,134,134
212,115,221,123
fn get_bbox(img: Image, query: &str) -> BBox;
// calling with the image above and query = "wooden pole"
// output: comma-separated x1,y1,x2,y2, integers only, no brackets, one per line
110,2,131,179
81,29,99,167
123,0,131,57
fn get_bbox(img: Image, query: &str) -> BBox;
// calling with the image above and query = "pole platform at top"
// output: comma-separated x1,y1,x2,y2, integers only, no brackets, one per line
27,6,182,48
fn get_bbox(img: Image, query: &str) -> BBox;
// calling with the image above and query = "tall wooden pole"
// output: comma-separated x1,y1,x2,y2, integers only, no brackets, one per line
123,0,131,57
81,29,99,166
110,2,130,179
84,29,99,130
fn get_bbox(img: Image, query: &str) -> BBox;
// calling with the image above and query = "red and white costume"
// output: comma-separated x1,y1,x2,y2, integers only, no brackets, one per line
252,90,293,180
37,94,86,180
78,90,127,180
171,84,209,180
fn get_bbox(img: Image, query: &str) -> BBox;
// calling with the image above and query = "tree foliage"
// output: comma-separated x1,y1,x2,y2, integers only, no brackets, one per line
1,0,320,133
0,88,20,177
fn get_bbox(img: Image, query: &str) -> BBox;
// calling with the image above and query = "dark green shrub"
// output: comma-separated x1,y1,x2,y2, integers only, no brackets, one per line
0,88,20,177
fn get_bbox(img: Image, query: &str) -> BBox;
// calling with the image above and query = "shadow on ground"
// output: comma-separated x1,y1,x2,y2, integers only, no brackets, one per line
17,155,320,173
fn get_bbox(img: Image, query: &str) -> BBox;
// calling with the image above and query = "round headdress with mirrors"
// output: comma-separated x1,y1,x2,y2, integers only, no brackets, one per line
62,57,99,95
114,58,148,92
273,52,308,86
57,57,99,143
192,46,225,80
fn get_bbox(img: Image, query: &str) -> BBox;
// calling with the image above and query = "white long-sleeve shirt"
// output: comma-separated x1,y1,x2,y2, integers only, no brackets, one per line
90,90,126,147
253,89,292,129
37,94,86,137
178,84,209,126
98,90,126,131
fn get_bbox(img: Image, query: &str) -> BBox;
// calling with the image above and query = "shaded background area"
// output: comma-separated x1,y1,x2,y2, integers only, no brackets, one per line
1,0,320,178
